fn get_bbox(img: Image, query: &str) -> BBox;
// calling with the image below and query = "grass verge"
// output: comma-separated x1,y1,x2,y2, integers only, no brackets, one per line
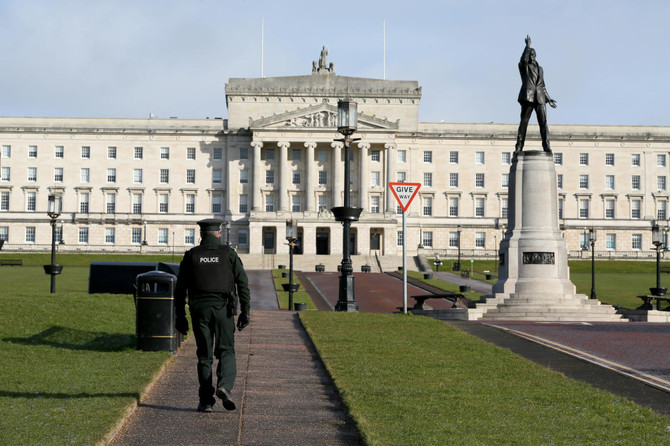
272,269,317,310
301,312,670,446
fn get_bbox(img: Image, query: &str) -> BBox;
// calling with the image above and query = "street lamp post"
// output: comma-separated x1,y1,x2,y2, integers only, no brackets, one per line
332,99,362,312
651,222,667,296
44,193,63,293
454,225,462,271
589,228,597,300
284,220,299,311
142,220,148,246
225,221,232,246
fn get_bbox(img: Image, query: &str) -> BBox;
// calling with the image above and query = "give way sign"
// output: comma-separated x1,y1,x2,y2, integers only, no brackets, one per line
388,182,421,212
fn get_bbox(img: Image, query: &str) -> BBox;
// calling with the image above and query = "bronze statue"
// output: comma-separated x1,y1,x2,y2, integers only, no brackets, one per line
515,35,557,153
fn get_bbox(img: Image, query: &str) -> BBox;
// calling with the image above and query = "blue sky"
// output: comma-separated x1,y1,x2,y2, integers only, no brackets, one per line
1,0,669,126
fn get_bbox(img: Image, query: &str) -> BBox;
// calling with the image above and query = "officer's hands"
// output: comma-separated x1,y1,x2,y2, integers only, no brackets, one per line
236,312,250,332
176,315,189,335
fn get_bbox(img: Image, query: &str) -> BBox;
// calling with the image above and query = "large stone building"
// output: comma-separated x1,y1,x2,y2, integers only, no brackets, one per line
1,55,669,267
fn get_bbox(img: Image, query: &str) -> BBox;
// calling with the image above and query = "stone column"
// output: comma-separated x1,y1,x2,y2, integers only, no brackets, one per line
278,142,290,212
332,141,343,207
358,142,370,212
304,142,316,212
251,141,263,211
385,143,396,212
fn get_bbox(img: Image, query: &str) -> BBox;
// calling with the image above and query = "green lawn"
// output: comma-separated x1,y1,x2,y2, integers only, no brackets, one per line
272,268,317,310
301,312,670,446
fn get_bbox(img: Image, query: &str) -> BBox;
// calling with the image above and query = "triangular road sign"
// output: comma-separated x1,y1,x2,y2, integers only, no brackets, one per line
388,182,421,212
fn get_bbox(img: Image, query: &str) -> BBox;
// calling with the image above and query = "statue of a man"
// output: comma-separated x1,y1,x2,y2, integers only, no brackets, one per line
319,46,328,70
515,35,557,153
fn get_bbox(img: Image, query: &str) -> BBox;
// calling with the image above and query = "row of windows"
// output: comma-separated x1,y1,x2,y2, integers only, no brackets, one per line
558,173,668,191
0,144,222,161
554,152,668,167
0,167,216,185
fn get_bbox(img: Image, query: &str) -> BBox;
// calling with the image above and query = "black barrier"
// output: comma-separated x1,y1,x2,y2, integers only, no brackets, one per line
88,261,180,294
135,271,182,353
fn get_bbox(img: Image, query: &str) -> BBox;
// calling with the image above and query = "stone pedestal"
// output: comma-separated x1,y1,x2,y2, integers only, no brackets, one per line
483,150,624,321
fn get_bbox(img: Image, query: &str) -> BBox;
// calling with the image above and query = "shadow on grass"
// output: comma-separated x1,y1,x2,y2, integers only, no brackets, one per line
0,390,140,399
3,326,135,352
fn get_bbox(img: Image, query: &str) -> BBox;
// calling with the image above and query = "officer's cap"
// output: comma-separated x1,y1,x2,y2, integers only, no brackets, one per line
197,218,223,232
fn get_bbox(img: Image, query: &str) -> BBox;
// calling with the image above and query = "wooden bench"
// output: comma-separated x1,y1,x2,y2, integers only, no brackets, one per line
0,259,22,266
636,295,670,311
411,292,469,310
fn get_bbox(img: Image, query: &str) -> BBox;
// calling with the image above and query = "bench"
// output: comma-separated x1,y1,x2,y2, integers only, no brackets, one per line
460,270,470,278
0,259,22,266
473,271,497,280
636,295,670,311
411,292,469,310
660,267,670,274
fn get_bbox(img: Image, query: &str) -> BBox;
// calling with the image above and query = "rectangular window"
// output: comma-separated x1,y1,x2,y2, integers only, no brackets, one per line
632,234,642,250
449,232,459,248
265,194,274,212
448,173,458,188
423,196,433,216
658,200,667,220
632,154,641,166
423,151,433,163
107,146,117,159
157,228,168,245
318,171,327,185
292,171,301,185
107,168,116,183
475,197,485,217
658,154,667,167
605,175,615,190
240,147,249,160
159,194,169,213
658,176,666,191
632,175,641,190
238,229,249,246
160,147,170,159
54,168,63,182
28,145,37,158
80,168,90,183
186,147,196,160
185,228,195,245
213,147,223,160
186,169,196,184
579,199,589,219
28,167,37,182
81,146,90,159
558,198,563,219
318,195,327,211
78,227,89,243
502,152,511,165
449,151,459,164
449,197,459,217
212,169,222,184
185,194,195,214
240,169,249,184
105,228,115,244
423,172,433,187
397,231,403,247
579,153,589,166
134,147,143,159
557,174,563,189
370,196,380,214
475,152,485,164
55,146,64,158
291,194,301,212
397,171,407,183
370,171,380,187
397,150,407,163
605,199,615,219
27,191,36,211
579,175,589,189
0,226,8,241
605,153,615,166
26,226,36,243
502,173,509,188
606,234,616,250
1,145,10,158
371,150,380,162
0,191,8,211
292,149,301,161
502,197,509,218
239,194,248,213
631,199,641,219
212,194,222,213
475,232,485,248
132,228,142,244
160,168,169,184
1,167,10,181
475,173,485,188
422,231,433,248
553,152,563,165
106,193,116,214
265,170,275,184
80,193,90,213
132,194,142,214
133,169,143,183
317,149,328,162
265,148,275,161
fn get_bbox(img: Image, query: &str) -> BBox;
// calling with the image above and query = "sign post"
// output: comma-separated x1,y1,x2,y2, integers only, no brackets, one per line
388,182,421,314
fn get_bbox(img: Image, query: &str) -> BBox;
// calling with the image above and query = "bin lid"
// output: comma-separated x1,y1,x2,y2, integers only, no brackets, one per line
136,270,177,285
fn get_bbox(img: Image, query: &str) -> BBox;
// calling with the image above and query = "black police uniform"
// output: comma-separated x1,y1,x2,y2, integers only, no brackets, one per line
175,219,250,411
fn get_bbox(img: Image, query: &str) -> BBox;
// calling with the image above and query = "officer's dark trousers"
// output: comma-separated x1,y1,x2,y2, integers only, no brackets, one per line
190,304,236,405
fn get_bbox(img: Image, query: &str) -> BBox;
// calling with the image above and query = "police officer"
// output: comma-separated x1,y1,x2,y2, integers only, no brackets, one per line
175,218,250,413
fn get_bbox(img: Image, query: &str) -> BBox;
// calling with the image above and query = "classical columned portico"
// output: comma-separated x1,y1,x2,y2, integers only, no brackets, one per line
385,142,397,212
305,142,316,212
358,142,370,212
332,141,343,207
278,141,290,211
251,141,263,211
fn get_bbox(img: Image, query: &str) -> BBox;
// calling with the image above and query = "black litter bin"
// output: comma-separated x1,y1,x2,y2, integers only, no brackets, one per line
135,270,182,353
